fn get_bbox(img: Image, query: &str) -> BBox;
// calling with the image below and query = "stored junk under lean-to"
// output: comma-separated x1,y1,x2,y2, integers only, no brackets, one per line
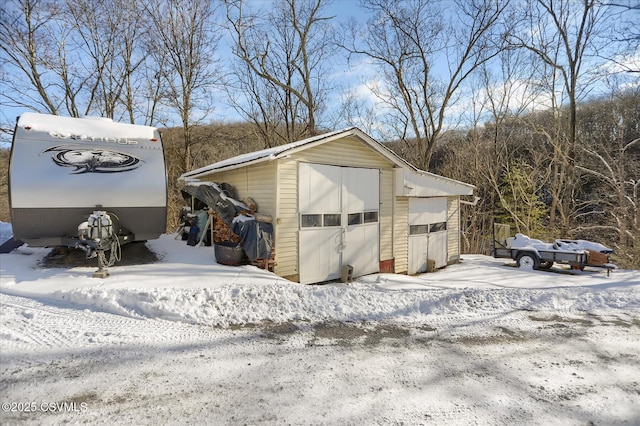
8,113,167,276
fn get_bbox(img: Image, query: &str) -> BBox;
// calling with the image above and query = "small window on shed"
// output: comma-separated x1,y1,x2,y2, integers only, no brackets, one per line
323,214,341,227
301,214,321,228
348,213,363,225
364,211,379,223
430,222,447,232
409,224,428,235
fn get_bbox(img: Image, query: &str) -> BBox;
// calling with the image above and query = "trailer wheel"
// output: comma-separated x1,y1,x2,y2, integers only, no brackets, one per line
539,261,553,270
516,253,539,270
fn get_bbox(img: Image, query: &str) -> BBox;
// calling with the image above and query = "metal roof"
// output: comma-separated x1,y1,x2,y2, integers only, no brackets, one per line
179,127,475,195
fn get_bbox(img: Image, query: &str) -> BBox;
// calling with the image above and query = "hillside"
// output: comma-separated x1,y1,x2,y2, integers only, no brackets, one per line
2,102,638,269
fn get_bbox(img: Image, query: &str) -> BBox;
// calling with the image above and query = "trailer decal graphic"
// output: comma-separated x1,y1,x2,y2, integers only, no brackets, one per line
42,145,142,174
49,132,140,145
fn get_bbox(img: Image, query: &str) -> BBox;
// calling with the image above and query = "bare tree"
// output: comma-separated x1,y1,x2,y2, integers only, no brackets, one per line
506,0,610,235
597,1,639,83
437,64,551,252
1,0,70,115
145,0,222,172
605,1,640,52
226,0,334,147
332,87,378,136
63,0,148,121
478,45,552,239
225,57,290,148
0,0,169,127
574,90,640,267
340,0,508,170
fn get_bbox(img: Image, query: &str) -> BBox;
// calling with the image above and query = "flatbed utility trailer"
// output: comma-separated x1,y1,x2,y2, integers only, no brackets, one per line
493,246,589,271
491,225,614,274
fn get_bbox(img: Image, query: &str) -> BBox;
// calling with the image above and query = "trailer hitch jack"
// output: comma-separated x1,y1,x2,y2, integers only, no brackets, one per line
92,249,110,278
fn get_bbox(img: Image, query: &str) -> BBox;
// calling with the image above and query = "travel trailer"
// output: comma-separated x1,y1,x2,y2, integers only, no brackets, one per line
8,113,167,276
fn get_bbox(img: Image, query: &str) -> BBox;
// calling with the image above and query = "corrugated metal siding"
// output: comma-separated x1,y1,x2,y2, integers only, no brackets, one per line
394,197,409,274
447,197,460,263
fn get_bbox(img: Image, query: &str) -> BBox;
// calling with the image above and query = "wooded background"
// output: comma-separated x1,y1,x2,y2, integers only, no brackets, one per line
1,0,638,267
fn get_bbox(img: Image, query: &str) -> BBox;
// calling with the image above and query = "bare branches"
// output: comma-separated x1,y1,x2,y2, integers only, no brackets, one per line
339,0,507,169
0,0,192,125
502,0,611,235
0,0,62,114
225,0,333,147
144,0,223,171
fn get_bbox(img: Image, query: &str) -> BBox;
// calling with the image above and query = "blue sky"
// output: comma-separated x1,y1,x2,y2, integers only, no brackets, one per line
0,0,373,148
2,0,637,148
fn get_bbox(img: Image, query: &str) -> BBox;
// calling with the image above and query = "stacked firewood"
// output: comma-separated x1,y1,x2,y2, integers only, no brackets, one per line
210,195,276,271
210,211,241,244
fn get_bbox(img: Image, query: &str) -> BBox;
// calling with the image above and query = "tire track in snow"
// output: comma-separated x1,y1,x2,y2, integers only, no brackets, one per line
0,293,220,353
1,294,87,349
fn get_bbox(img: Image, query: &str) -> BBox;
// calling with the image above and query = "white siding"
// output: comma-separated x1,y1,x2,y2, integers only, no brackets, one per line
186,135,475,282
400,168,475,197
275,158,299,279
447,197,460,264
394,197,409,274
408,197,447,224
199,163,280,271
200,162,277,216
379,169,394,263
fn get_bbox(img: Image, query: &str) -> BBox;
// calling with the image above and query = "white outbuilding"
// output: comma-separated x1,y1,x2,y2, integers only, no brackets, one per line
180,128,475,284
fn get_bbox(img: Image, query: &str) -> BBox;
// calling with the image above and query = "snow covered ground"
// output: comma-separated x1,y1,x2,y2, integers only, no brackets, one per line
1,223,639,425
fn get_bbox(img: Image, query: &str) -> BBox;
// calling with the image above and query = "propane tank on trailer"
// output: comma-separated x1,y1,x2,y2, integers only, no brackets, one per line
76,211,121,277
87,211,114,242
78,221,90,240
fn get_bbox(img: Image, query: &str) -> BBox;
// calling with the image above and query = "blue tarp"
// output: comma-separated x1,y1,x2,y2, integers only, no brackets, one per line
232,216,273,261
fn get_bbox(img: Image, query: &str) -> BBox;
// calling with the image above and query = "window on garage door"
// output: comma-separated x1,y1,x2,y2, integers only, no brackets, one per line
364,211,379,223
409,222,447,235
300,213,342,227
429,222,447,232
409,224,429,235
298,163,380,284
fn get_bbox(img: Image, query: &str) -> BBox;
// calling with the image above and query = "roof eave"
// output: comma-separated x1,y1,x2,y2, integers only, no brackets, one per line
413,169,477,191
178,127,476,195
179,128,354,180
179,155,275,181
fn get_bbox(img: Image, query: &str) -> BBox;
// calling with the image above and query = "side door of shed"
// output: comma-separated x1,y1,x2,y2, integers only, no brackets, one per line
408,197,448,274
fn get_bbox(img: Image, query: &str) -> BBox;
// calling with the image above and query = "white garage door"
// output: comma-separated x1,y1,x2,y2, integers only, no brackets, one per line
408,197,448,274
299,163,380,284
